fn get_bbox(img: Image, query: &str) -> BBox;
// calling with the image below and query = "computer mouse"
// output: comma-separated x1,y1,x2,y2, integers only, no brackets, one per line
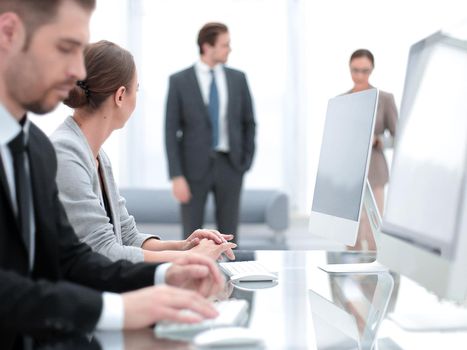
230,272,278,282
230,280,279,291
193,326,263,348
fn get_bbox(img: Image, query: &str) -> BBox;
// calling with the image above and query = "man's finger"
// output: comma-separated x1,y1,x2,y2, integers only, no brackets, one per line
175,253,224,286
163,288,218,318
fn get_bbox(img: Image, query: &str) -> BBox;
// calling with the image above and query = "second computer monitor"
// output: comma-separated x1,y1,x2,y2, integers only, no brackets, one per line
309,89,379,246
378,29,467,302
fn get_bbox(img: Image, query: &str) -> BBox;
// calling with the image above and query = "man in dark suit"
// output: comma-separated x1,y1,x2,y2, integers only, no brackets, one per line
165,22,256,244
0,1,223,348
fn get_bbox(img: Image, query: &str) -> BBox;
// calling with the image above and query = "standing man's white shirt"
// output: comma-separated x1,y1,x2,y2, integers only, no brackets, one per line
195,60,229,152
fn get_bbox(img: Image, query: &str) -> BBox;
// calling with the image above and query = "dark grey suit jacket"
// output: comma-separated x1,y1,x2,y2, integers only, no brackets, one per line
165,65,256,181
0,123,157,349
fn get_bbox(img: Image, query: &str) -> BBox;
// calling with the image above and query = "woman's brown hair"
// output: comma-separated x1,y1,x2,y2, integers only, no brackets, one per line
64,40,136,111
349,49,375,67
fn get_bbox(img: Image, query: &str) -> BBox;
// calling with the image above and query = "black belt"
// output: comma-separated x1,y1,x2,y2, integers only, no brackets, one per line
211,150,229,158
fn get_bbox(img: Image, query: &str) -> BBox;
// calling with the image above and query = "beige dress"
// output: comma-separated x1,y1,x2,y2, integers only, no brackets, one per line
346,88,398,251
369,89,398,187
347,88,398,187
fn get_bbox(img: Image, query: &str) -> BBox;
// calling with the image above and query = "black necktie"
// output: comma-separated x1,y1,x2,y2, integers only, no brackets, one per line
8,130,32,264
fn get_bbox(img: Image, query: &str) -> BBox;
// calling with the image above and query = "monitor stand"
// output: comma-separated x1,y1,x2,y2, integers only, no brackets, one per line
321,182,467,332
319,180,388,274
388,307,467,331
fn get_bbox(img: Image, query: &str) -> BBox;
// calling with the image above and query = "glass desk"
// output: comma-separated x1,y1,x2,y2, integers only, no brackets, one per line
27,250,467,350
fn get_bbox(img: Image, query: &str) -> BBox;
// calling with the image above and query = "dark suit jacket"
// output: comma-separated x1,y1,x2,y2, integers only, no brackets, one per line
0,123,157,349
165,65,256,181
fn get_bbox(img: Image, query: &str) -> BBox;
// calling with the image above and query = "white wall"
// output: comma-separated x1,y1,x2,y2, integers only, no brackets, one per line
29,0,130,175
119,0,288,193
30,0,467,215
302,0,467,214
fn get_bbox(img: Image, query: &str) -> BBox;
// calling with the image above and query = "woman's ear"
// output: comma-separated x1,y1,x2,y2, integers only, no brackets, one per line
114,86,126,107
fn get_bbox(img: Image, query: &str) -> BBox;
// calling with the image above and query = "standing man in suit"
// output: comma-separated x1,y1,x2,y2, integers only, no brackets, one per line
165,22,256,244
0,1,223,347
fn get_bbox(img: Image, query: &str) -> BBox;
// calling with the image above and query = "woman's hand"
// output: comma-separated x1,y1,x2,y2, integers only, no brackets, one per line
185,229,234,246
189,239,237,261
182,229,235,260
373,135,383,150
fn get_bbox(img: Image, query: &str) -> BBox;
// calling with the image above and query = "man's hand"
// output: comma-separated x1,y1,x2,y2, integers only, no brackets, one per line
172,176,191,203
165,253,225,297
122,285,218,330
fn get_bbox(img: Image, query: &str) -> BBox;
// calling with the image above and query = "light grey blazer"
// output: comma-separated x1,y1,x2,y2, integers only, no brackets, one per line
51,116,157,263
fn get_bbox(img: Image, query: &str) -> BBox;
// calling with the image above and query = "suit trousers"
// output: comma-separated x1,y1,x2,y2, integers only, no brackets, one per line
181,152,243,244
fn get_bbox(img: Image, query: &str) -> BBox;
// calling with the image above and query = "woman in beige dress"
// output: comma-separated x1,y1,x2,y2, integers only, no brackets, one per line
347,49,398,250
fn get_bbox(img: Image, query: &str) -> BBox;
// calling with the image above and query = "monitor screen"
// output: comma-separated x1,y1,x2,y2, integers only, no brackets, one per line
312,89,378,221
382,32,467,259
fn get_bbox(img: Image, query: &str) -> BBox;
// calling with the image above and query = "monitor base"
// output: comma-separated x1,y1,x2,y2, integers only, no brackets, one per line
319,261,388,274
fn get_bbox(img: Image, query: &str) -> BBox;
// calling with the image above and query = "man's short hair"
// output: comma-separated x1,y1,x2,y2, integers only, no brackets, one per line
197,22,228,55
0,0,95,48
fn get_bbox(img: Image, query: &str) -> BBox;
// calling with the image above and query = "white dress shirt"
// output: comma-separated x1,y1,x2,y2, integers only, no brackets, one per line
0,104,169,331
194,60,230,152
96,262,170,330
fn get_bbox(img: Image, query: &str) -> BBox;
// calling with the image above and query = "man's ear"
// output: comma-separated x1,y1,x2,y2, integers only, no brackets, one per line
201,42,212,55
114,86,126,107
0,12,24,52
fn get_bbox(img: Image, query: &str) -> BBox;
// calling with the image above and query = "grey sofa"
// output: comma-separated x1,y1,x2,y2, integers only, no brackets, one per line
119,188,289,241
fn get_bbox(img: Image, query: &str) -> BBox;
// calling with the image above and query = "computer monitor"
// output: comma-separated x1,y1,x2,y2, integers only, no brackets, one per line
309,89,379,247
378,29,467,303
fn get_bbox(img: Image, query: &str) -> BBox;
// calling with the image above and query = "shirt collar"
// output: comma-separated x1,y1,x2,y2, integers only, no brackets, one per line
0,104,30,146
196,60,224,74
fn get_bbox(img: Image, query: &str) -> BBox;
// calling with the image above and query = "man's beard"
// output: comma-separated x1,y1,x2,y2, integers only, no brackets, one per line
22,99,59,115
21,82,74,115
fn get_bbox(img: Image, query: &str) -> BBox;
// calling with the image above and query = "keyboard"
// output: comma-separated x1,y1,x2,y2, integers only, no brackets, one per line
219,260,278,282
155,299,248,337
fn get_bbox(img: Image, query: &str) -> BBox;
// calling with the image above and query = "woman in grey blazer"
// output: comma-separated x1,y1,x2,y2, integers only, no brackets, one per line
51,41,236,263
346,49,398,251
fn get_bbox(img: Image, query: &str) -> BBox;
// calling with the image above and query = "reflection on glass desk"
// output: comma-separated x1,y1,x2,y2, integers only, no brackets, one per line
28,330,190,350
24,251,467,350
310,273,394,350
